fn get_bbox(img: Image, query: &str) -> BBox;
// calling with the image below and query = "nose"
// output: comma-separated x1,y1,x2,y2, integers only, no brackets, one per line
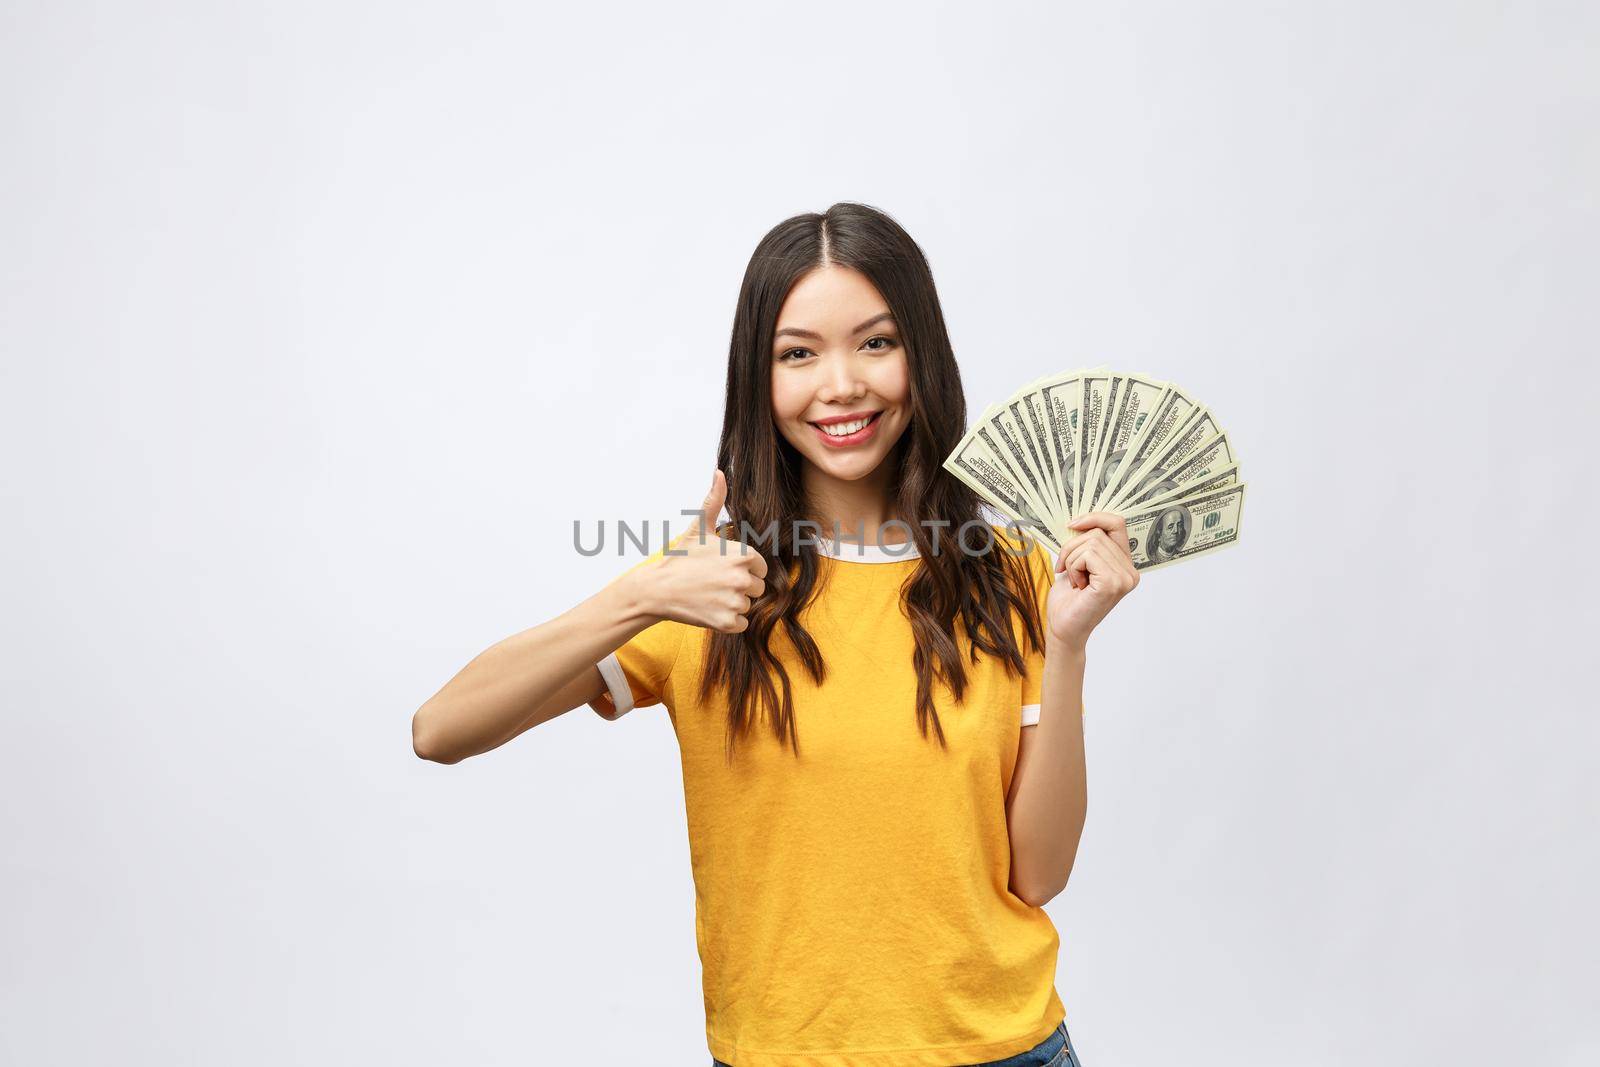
817,352,868,404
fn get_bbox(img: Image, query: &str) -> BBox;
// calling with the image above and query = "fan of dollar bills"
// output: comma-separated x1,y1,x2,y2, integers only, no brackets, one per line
943,368,1246,572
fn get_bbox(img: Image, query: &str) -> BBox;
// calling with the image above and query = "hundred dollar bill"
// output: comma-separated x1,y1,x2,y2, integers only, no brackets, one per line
1037,372,1086,519
1082,372,1125,515
1126,466,1238,516
1115,431,1238,513
988,398,1064,531
1073,371,1116,518
1104,408,1221,515
1030,364,1112,522
944,366,1244,575
1122,481,1247,572
1084,373,1168,513
975,404,1061,535
943,432,1064,556
1097,386,1201,511
1010,384,1067,527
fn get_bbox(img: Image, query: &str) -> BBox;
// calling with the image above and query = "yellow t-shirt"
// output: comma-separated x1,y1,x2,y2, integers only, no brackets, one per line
593,528,1068,1067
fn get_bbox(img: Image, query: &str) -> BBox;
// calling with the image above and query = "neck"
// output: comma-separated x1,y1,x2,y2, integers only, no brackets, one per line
801,459,907,545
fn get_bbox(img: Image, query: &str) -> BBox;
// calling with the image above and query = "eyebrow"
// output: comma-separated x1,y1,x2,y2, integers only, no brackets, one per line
773,312,897,342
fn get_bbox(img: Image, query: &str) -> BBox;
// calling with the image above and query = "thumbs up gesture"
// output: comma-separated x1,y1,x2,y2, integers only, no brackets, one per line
641,469,769,634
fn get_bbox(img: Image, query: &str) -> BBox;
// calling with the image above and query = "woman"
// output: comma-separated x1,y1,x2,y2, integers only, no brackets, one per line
412,202,1139,1066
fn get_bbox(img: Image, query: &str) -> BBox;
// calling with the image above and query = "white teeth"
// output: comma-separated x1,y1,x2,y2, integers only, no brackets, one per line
818,415,874,437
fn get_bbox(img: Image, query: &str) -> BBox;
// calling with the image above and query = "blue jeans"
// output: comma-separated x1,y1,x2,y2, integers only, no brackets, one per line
711,1019,1084,1067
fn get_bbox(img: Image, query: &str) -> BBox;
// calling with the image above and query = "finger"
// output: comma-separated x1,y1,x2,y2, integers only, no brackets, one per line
1087,540,1128,580
1064,536,1095,568
744,574,765,599
1080,541,1137,593
1067,511,1130,539
742,547,769,579
1068,550,1092,588
683,468,727,542
1056,530,1105,569
1064,536,1100,572
1082,527,1129,567
1050,552,1080,588
1085,511,1135,565
1078,526,1115,546
1066,538,1119,587
1070,556,1097,590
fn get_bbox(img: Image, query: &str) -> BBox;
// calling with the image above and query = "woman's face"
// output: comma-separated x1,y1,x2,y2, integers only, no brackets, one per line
769,265,912,485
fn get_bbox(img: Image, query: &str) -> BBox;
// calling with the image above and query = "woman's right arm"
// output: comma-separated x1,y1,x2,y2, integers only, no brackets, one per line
411,469,764,764
411,571,661,763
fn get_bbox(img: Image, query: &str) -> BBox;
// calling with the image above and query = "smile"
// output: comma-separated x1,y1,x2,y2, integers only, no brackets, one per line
809,411,883,447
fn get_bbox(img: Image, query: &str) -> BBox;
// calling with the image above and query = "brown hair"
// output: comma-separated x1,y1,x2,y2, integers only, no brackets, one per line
700,202,1046,760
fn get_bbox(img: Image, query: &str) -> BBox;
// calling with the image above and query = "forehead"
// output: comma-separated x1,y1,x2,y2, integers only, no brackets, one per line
776,265,892,329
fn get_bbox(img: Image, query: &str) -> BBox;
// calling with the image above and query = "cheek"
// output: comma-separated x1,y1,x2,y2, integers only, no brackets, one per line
875,352,911,405
770,369,808,422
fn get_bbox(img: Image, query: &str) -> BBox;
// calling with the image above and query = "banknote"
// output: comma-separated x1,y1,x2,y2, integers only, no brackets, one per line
1084,373,1168,514
1116,432,1238,513
972,405,1062,536
1094,384,1200,513
1037,371,1086,518
943,429,1064,556
1009,386,1067,527
1073,372,1116,517
1104,408,1221,515
947,368,1245,574
1123,482,1247,572
1131,467,1240,515
984,400,1064,531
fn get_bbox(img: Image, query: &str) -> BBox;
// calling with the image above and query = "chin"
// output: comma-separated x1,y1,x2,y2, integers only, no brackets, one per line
809,453,888,481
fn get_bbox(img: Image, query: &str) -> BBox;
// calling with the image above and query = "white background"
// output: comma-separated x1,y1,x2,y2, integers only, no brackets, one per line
4,2,1596,1064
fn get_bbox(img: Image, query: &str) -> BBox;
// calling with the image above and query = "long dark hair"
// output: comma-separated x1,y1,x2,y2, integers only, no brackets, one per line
700,202,1046,760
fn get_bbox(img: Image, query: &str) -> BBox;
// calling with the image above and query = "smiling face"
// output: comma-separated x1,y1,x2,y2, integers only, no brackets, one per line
770,265,912,488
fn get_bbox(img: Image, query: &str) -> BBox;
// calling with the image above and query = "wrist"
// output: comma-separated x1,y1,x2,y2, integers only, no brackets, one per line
1046,630,1088,662
608,566,665,629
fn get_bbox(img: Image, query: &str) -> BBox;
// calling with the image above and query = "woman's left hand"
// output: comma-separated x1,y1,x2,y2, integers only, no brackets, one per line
1047,511,1140,651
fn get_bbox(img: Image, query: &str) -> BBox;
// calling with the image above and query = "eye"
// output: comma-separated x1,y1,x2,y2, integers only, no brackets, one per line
864,336,897,352
776,347,812,363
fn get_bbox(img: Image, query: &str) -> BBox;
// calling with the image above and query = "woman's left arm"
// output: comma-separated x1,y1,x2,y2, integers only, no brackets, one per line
1005,511,1140,908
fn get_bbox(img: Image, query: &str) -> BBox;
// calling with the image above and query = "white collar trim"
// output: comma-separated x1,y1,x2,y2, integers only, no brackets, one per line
813,537,921,563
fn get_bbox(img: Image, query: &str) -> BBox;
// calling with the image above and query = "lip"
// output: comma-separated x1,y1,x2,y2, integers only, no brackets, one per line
810,409,881,426
809,410,883,448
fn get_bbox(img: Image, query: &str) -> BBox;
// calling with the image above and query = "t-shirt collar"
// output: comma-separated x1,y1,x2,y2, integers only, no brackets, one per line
813,536,921,563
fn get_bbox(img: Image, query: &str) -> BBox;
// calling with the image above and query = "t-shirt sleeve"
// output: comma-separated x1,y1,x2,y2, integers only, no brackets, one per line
591,547,690,721
594,618,687,720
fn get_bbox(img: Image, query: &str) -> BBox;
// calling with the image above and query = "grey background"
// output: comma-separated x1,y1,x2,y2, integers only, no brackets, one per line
4,2,1596,1064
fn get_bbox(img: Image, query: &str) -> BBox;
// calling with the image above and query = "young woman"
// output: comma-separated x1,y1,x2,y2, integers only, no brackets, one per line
412,202,1140,1067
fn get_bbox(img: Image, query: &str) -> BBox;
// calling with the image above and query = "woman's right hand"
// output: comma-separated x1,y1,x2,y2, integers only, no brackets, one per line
634,469,768,633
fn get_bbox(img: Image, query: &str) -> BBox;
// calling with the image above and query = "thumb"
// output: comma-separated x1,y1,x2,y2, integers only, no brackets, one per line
683,468,727,541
